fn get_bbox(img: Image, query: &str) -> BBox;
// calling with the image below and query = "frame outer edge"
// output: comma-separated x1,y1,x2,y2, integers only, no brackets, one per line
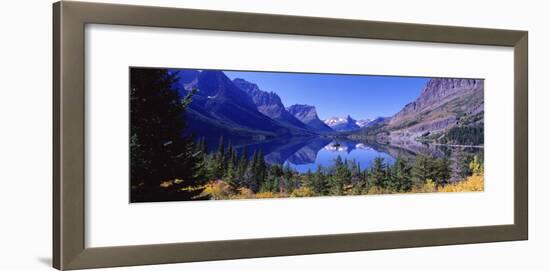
514,32,529,239
53,1,61,270
53,1,529,269
55,1,88,270
70,1,523,46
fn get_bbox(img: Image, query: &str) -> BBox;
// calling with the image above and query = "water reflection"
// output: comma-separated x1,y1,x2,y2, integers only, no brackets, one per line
203,136,483,176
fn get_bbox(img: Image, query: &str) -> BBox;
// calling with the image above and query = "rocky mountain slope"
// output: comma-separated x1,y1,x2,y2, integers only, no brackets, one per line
232,78,313,133
176,70,307,139
287,104,334,133
373,78,484,145
355,119,372,128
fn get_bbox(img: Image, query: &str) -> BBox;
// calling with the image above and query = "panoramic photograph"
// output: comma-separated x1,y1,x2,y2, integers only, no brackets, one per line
130,67,484,203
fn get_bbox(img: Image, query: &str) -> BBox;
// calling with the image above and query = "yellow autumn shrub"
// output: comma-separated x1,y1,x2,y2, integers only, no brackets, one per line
437,175,484,192
255,191,280,199
201,180,234,200
410,179,437,193
290,186,315,197
231,187,255,199
366,186,393,195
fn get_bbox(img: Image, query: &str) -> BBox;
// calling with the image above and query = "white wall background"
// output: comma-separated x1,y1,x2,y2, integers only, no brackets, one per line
0,0,546,270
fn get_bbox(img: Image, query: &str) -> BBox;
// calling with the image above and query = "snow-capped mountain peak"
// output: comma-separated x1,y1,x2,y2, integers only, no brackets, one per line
324,116,348,126
355,119,372,128
323,115,360,132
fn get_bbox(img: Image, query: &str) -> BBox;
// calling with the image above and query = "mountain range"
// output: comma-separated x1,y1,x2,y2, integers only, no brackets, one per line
176,70,295,139
173,69,483,147
349,78,484,146
175,70,333,140
323,115,379,131
231,78,313,133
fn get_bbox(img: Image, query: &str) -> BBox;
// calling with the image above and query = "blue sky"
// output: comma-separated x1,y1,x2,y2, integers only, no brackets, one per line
224,70,429,120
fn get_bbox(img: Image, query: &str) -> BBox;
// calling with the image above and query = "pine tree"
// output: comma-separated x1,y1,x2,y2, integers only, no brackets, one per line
434,157,452,185
223,160,238,188
214,136,225,179
361,169,370,193
129,68,206,202
312,165,328,195
269,164,284,193
389,157,412,192
456,150,473,178
350,161,366,195
245,149,260,191
237,145,249,186
217,136,225,158
231,150,239,171
283,163,296,193
469,155,484,176
411,155,431,186
199,137,207,154
257,150,267,186
304,169,314,189
369,157,386,188
329,156,349,195
226,141,234,167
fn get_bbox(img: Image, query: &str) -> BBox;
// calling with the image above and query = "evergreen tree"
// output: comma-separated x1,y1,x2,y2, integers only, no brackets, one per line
369,157,386,188
199,137,207,154
245,149,263,192
217,136,225,158
456,150,473,178
237,145,249,186
231,150,239,172
349,160,361,185
303,169,314,189
268,164,284,193
226,141,234,167
350,162,366,195
257,150,267,186
204,154,217,181
214,136,225,179
283,163,296,193
411,155,431,186
311,165,328,195
129,68,206,202
329,156,349,195
361,169,370,193
434,157,452,185
223,160,238,188
389,157,412,192
442,125,484,145
469,155,484,176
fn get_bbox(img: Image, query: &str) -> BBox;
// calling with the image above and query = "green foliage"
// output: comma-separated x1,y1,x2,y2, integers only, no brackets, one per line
441,125,484,145
129,69,477,202
328,156,351,196
411,155,432,186
369,157,387,188
192,136,458,199
433,157,452,185
129,68,207,202
222,160,238,188
388,157,413,192
469,155,484,176
311,165,329,195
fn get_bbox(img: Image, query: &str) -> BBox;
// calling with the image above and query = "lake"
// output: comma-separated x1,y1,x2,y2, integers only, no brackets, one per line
210,136,396,173
284,140,396,173
203,135,486,175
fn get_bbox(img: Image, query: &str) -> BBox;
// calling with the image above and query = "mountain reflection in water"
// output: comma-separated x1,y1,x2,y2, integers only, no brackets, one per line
202,136,483,176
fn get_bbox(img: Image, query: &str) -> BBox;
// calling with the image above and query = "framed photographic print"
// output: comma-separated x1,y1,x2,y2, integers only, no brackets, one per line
53,1,528,270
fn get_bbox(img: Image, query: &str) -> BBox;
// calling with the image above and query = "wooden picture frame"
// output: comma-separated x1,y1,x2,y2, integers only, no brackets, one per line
53,1,528,270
